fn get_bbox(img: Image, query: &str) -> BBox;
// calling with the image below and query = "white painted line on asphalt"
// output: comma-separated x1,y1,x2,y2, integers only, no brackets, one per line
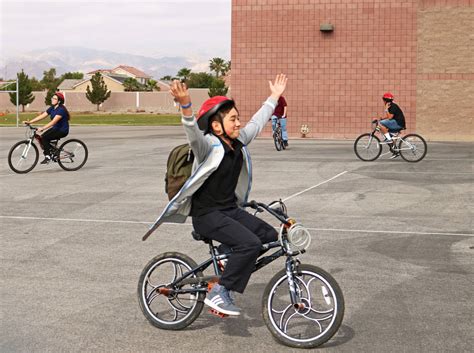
306,227,474,237
0,215,150,225
2,215,472,237
359,171,472,175
281,170,348,202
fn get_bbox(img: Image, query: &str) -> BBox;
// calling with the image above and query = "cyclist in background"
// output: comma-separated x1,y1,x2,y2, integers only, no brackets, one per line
23,92,70,164
271,96,288,146
379,92,406,158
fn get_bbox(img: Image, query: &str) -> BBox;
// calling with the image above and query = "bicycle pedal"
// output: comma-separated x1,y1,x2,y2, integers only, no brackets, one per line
209,309,229,318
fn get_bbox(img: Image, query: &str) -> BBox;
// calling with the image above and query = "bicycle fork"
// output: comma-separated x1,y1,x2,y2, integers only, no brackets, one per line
21,140,33,159
285,257,304,309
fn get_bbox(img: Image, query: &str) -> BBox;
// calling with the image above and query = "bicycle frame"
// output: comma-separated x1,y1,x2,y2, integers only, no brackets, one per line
159,201,306,306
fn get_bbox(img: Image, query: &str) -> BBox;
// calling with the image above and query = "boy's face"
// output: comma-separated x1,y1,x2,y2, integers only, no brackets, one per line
212,108,240,139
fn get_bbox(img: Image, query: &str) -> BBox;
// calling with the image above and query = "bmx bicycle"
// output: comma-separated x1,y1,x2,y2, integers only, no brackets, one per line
7,124,88,174
138,200,344,348
272,117,287,151
354,119,427,162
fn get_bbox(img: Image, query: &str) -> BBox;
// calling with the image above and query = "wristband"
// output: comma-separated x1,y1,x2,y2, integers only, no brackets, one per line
180,102,192,109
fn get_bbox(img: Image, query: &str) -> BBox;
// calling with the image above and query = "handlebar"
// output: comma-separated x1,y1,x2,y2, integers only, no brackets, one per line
242,200,290,225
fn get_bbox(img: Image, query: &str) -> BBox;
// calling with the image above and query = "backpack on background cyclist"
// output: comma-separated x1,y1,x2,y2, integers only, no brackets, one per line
144,74,288,317
23,92,70,164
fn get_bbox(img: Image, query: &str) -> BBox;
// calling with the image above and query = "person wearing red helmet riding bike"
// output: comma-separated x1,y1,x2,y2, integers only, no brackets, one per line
150,74,288,317
23,92,70,164
379,92,406,157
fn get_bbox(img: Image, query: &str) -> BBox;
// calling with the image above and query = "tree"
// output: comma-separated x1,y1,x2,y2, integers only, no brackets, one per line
209,57,226,78
146,79,159,91
61,72,84,80
86,73,111,111
208,78,228,97
9,70,35,112
123,77,140,91
177,68,191,82
41,68,61,104
186,72,215,88
160,75,174,81
29,77,44,91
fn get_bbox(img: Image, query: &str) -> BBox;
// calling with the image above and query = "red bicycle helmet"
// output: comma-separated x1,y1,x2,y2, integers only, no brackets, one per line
382,92,394,100
197,96,234,132
54,92,65,104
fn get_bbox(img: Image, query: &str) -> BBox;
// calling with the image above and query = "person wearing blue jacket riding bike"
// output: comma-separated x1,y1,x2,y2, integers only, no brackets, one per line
23,92,70,164
145,74,288,316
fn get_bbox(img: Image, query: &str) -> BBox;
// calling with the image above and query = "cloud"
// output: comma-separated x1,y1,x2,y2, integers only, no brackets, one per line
1,0,231,59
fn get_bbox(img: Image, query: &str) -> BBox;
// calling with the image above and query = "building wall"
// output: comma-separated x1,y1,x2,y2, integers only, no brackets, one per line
231,0,473,141
416,4,474,141
73,76,125,92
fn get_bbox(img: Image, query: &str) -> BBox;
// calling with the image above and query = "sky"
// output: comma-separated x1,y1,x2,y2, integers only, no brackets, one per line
0,0,231,60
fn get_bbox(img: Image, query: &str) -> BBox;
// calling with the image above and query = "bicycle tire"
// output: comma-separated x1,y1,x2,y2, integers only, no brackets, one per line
354,133,382,161
398,134,427,162
138,252,205,330
273,130,282,151
281,129,287,150
8,140,39,174
57,139,88,171
262,264,344,348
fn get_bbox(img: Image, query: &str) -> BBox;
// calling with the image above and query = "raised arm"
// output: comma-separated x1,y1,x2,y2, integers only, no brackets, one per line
239,74,288,144
170,80,212,163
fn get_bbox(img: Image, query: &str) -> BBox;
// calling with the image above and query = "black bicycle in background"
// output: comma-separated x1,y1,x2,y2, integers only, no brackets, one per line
138,200,344,348
272,117,287,151
354,119,427,162
8,125,88,174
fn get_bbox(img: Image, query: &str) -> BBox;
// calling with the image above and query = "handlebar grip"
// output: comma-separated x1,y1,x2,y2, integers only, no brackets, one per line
242,200,259,209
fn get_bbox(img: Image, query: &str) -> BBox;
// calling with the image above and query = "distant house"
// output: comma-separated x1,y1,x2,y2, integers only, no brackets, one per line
58,65,168,92
69,71,128,92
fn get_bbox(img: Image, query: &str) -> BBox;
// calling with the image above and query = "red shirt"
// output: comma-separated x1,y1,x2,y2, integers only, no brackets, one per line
273,96,287,118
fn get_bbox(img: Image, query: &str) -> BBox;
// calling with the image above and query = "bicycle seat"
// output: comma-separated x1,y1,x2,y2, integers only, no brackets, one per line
191,231,211,244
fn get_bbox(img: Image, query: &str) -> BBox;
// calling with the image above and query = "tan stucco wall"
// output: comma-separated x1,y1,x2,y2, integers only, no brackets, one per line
417,80,473,141
416,6,474,141
73,77,125,92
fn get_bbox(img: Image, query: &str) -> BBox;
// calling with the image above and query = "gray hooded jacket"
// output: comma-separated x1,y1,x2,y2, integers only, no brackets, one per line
143,97,277,240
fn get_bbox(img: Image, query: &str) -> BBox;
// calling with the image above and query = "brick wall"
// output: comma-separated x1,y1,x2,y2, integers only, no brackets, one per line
231,0,473,141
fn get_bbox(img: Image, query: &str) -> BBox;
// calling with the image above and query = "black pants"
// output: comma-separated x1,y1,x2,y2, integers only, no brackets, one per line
41,129,68,156
192,207,278,293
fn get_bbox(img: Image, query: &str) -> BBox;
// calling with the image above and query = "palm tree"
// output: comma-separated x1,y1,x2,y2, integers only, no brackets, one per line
177,68,191,82
209,57,226,78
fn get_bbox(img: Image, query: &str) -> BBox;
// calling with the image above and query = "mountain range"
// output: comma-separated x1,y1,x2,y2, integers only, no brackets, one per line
0,46,211,80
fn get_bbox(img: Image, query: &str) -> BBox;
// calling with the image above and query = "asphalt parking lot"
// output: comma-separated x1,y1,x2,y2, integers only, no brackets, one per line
1,126,472,353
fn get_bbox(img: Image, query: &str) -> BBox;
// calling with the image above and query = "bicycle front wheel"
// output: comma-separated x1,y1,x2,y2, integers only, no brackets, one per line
273,130,283,151
138,252,205,330
57,139,88,171
262,264,344,348
398,134,427,162
354,133,382,161
8,140,39,174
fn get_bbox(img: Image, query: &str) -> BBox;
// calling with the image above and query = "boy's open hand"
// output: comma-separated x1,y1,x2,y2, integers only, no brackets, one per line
269,74,288,100
170,80,191,106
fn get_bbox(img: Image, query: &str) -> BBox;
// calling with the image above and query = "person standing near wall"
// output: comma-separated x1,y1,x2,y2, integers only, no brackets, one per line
271,96,288,146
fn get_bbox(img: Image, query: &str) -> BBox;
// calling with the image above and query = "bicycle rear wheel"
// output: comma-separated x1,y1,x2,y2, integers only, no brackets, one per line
262,264,344,348
57,139,88,171
8,140,39,174
273,129,283,151
354,133,382,161
398,134,427,162
138,252,205,330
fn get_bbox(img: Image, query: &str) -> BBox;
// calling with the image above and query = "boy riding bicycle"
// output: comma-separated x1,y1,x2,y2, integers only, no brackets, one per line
378,92,406,158
148,74,288,316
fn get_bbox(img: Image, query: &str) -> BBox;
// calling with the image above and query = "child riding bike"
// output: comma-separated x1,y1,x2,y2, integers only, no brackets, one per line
378,92,406,158
23,92,70,164
147,74,288,316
